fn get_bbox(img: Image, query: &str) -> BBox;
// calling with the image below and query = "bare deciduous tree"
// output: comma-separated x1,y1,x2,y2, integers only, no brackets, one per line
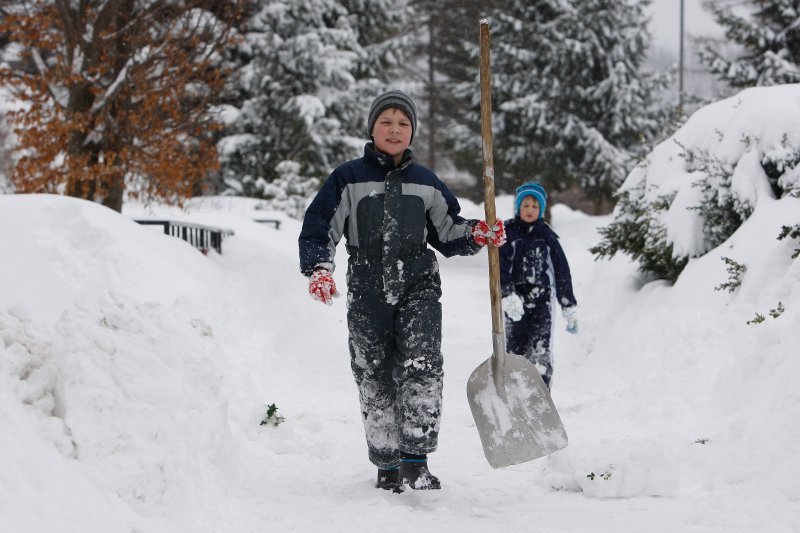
0,0,244,211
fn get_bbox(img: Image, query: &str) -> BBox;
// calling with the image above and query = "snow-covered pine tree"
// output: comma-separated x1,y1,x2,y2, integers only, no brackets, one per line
343,0,410,81
219,0,360,205
398,0,485,183
489,0,669,212
414,0,489,201
698,0,800,88
220,0,362,198
219,0,409,213
256,160,319,219
338,0,412,135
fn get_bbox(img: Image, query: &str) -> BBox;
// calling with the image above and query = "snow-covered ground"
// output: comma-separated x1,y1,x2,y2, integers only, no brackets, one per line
1,186,797,532
3,83,800,532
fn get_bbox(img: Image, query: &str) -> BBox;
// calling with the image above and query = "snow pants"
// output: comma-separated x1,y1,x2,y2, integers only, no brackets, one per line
346,247,443,469
504,284,555,389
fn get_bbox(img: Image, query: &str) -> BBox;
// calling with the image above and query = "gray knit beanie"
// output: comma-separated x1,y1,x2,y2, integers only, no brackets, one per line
366,90,417,144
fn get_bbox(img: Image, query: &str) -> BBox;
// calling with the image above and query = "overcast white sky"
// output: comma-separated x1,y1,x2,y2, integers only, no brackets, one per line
648,0,722,52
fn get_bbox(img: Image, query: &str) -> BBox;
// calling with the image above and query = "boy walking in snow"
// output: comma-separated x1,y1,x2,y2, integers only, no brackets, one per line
500,183,578,391
298,90,505,492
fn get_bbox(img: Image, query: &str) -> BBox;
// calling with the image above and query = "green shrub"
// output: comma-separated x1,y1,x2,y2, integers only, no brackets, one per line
683,144,752,250
778,224,800,259
715,257,746,293
591,184,688,282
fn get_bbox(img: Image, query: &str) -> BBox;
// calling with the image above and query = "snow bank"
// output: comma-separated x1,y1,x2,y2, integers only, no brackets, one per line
0,163,797,531
0,194,221,323
622,84,800,257
0,195,274,531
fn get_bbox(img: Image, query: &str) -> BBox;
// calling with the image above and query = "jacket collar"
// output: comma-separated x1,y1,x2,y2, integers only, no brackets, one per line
364,142,413,171
514,216,544,232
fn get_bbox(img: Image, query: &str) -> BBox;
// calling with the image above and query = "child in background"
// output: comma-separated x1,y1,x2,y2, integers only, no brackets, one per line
499,182,577,391
298,90,505,492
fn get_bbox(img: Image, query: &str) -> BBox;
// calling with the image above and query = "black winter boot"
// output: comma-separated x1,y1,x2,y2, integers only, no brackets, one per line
376,467,403,493
400,453,441,490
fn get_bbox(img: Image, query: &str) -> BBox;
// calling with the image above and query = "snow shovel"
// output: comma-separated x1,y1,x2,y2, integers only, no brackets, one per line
466,19,568,469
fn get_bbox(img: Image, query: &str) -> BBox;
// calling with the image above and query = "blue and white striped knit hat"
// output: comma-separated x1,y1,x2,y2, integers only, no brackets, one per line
514,182,547,219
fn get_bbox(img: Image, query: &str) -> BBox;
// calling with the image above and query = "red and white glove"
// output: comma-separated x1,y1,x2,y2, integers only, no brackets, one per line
472,219,507,247
308,268,339,305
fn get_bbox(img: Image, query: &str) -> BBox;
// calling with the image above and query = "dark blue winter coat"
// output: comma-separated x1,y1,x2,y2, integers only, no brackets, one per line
299,143,480,276
499,218,577,309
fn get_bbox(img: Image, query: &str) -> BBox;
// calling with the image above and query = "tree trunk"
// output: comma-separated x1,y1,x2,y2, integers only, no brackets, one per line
64,81,96,201
427,15,437,172
103,174,125,213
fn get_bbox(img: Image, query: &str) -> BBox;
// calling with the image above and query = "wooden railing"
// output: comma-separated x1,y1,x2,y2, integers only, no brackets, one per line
134,219,235,254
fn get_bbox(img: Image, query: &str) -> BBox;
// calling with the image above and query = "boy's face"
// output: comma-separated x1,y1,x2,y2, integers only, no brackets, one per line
519,195,540,223
371,107,412,163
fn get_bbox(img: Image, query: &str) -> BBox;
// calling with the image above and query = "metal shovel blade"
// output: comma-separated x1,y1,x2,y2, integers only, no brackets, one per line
467,349,568,469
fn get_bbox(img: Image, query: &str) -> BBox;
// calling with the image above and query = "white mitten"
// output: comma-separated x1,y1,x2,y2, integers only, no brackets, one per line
563,306,578,334
502,293,525,322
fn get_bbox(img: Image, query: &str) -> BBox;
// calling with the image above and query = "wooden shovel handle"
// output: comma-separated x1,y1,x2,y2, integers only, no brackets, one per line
479,20,503,339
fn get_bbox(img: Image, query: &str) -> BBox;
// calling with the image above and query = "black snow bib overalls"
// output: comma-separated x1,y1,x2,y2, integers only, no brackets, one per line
345,151,443,469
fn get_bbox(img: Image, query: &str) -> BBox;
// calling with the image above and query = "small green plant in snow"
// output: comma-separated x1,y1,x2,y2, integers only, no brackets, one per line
586,469,613,481
747,302,784,325
769,302,785,318
778,224,800,259
715,257,746,293
260,403,286,427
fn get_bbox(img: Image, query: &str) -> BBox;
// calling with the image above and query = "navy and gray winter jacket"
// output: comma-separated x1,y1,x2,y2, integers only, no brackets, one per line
299,143,481,276
499,218,577,309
